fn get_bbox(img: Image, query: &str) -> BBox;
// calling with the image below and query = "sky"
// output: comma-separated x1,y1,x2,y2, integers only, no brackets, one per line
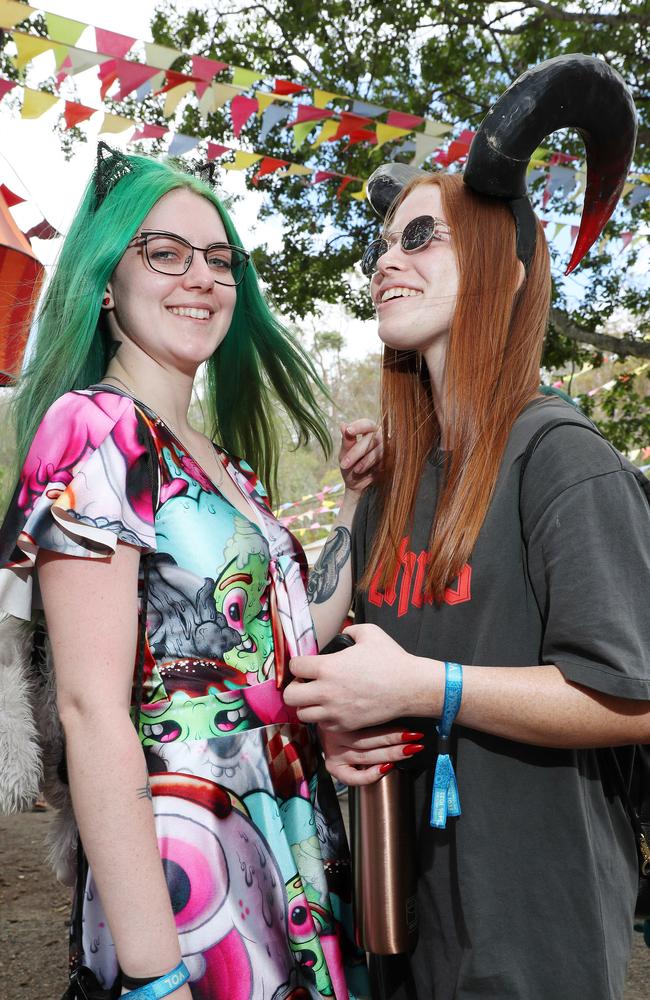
0,0,380,360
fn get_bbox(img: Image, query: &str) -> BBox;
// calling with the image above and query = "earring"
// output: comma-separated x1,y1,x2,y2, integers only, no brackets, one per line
102,295,110,307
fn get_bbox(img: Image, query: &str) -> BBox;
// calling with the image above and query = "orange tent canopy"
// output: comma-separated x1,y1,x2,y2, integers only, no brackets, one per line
0,188,44,386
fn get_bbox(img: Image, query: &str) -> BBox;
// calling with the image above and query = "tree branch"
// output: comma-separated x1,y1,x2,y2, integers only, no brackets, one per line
497,1,650,26
550,308,650,359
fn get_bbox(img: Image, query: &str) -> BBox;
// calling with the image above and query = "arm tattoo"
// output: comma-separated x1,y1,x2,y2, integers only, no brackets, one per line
307,526,351,605
136,779,152,802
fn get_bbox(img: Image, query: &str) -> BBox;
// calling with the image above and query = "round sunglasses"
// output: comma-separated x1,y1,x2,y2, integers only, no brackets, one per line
361,215,452,277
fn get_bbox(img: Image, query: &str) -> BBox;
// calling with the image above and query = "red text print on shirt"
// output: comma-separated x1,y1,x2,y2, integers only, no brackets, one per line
368,537,472,616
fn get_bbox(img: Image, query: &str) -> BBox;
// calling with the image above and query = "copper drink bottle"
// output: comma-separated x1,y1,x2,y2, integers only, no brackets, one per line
320,634,419,954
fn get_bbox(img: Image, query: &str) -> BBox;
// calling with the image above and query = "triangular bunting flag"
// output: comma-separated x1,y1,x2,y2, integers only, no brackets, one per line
145,42,180,70
99,112,135,133
164,82,194,117
286,164,312,176
12,31,67,69
63,99,95,129
21,87,59,119
67,49,109,75
0,78,17,100
98,59,119,100
313,89,340,108
351,99,385,117
168,133,199,156
258,103,290,141
231,66,260,89
424,118,452,139
230,94,258,136
24,218,60,240
256,91,277,114
350,181,367,200
114,60,160,102
386,110,424,129
0,1,35,30
252,157,290,183
207,142,230,160
200,82,243,116
311,120,339,148
374,123,413,148
156,69,196,94
192,55,228,80
291,120,315,150
95,28,135,59
274,79,307,96
410,132,445,166
0,183,24,206
131,123,168,140
291,104,334,125
45,13,85,47
222,151,262,171
312,171,339,184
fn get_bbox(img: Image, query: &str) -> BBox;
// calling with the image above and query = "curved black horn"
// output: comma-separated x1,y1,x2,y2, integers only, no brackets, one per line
366,162,425,219
464,54,637,274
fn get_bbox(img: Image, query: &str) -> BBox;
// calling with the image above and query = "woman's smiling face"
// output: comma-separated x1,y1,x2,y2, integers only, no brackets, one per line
106,188,238,376
370,183,459,360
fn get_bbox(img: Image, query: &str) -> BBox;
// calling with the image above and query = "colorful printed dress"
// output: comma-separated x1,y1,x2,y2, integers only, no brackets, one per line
0,387,369,1000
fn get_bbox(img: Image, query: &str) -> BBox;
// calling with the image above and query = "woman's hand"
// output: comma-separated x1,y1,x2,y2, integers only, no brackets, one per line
286,623,431,730
318,725,424,786
338,419,382,500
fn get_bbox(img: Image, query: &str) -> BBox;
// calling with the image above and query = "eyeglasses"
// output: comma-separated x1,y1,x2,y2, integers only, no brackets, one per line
360,215,452,277
127,230,250,286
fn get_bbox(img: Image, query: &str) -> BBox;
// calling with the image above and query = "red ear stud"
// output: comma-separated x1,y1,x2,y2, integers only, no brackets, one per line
102,296,110,306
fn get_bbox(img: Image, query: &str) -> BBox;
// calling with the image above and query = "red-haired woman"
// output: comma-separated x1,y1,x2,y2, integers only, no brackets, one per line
285,57,650,1000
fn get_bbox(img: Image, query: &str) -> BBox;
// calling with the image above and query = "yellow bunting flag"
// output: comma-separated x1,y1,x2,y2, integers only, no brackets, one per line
163,81,194,117
231,66,260,89
374,123,413,149
311,120,339,148
21,86,58,118
313,89,339,109
286,163,312,176
622,181,637,198
222,151,263,171
0,1,35,30
12,31,67,69
292,120,315,151
45,13,86,47
145,42,180,70
350,181,368,200
99,112,135,133
200,82,243,116
256,91,277,114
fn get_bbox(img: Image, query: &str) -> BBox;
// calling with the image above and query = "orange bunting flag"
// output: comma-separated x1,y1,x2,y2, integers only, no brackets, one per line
274,79,306,96
312,171,340,184
290,104,335,126
252,157,290,183
336,176,356,198
0,183,24,206
63,100,95,129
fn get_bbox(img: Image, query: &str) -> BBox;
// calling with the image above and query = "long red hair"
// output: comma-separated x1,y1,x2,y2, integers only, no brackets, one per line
360,173,551,601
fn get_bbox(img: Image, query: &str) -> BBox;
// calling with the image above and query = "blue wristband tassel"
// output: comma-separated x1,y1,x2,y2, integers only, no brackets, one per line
430,661,463,829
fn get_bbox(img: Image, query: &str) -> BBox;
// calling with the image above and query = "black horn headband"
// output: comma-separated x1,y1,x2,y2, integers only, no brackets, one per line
366,55,637,275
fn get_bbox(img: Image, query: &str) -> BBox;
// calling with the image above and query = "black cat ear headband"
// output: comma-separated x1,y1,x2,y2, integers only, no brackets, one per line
366,55,637,274
93,140,219,210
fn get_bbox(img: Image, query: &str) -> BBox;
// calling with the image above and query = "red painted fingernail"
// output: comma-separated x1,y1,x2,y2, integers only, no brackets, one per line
401,731,424,742
379,763,395,774
402,743,424,757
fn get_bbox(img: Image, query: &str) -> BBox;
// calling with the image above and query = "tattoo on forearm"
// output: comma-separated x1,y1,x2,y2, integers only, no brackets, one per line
136,779,152,801
307,526,351,605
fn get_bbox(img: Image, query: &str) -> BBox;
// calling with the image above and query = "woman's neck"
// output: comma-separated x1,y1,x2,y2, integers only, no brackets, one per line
102,358,196,439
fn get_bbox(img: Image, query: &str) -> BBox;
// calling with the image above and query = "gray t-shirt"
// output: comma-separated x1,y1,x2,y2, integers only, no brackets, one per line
352,397,650,1000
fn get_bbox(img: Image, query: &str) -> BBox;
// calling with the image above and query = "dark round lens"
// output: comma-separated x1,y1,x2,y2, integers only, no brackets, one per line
402,216,435,252
361,238,387,276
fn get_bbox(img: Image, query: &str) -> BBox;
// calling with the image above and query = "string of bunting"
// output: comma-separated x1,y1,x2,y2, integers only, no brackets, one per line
1,0,649,207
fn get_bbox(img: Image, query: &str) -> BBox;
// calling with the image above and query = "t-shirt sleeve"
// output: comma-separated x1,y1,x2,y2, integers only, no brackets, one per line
0,390,156,619
522,426,650,700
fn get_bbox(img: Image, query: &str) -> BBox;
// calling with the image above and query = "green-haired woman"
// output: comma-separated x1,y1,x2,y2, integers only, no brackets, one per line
0,145,375,1000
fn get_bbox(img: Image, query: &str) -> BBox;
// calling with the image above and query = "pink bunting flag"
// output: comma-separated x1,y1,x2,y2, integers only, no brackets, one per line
0,184,25,207
95,28,136,59
570,225,580,241
98,59,119,100
114,61,160,102
230,94,259,137
207,142,230,160
386,110,424,129
290,104,335,126
191,55,228,98
621,232,633,249
0,78,17,101
131,123,168,140
56,55,73,87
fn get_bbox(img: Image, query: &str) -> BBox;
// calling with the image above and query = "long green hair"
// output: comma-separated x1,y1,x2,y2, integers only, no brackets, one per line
11,151,330,500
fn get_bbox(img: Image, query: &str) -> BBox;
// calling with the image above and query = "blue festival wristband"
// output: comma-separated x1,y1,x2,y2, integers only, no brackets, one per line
122,961,189,999
430,661,463,829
